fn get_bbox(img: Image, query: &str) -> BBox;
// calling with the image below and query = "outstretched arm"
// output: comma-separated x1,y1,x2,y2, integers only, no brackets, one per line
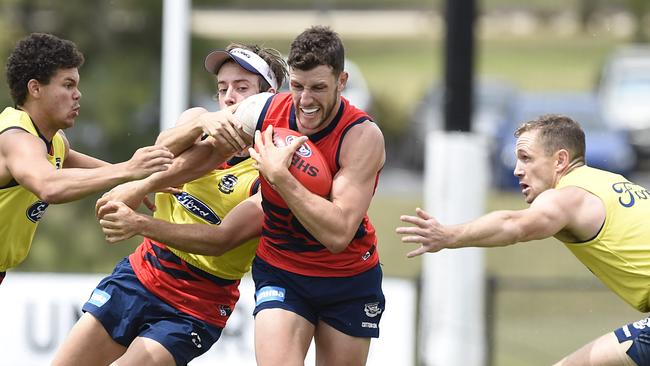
98,193,263,256
396,188,591,257
95,97,263,213
95,106,250,213
0,130,173,204
94,142,229,215
396,187,605,257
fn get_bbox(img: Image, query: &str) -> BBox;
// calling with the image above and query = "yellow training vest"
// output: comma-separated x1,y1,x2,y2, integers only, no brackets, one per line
557,166,650,311
0,107,65,271
154,158,259,280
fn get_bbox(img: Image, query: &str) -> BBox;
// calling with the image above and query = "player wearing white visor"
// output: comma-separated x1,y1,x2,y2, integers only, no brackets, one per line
204,47,279,92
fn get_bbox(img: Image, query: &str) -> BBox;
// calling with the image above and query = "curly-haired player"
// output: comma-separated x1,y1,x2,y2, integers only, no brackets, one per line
0,33,173,284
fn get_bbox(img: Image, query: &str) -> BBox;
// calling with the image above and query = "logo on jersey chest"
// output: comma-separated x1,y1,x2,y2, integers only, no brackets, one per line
285,135,312,158
218,174,238,194
174,192,221,224
26,201,49,223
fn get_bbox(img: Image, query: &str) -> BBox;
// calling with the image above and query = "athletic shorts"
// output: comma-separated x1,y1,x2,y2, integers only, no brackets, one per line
0,271,5,285
251,256,385,338
82,258,223,365
615,316,650,366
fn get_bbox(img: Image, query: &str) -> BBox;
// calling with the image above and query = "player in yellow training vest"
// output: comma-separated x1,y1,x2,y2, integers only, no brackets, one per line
0,33,173,284
53,43,286,366
397,114,650,366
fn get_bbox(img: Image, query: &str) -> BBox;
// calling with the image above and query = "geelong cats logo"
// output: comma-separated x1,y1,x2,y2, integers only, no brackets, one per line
218,174,238,194
26,201,49,223
174,192,221,225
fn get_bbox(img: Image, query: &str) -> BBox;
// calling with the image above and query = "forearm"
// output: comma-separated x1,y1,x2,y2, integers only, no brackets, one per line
64,149,109,169
137,196,263,255
38,162,136,203
273,174,356,253
450,210,528,249
155,119,205,156
137,216,239,256
140,144,230,193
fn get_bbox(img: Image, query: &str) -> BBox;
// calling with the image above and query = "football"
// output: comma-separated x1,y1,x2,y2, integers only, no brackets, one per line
233,92,274,137
258,127,333,206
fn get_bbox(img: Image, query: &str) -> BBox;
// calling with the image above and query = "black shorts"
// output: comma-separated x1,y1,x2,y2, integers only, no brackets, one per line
251,256,385,338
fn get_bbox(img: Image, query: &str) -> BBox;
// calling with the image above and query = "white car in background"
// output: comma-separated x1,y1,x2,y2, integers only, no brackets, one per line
598,45,650,158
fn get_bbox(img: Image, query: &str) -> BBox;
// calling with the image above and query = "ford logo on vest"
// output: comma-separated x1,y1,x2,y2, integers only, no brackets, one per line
174,192,222,225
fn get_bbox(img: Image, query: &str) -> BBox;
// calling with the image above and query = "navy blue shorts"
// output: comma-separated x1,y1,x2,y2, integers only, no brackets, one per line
251,256,385,338
615,316,650,365
82,258,223,365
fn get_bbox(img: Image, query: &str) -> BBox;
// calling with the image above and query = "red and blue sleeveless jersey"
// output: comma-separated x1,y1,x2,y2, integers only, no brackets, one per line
129,239,240,328
254,92,380,277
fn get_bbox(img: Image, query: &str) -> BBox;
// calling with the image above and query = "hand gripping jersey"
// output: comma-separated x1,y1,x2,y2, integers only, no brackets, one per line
253,93,380,277
556,166,650,312
128,157,260,327
0,107,65,271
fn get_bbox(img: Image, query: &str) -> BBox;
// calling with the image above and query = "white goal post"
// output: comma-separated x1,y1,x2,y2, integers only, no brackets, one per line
419,130,488,366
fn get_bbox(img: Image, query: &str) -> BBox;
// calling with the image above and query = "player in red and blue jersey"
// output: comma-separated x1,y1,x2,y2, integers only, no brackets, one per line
0,34,173,284
245,26,386,366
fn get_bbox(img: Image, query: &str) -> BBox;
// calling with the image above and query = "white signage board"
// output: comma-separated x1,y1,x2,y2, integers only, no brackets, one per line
0,272,415,365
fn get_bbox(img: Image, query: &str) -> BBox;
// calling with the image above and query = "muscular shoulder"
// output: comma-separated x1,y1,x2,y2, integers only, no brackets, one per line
0,129,46,184
533,186,592,211
0,128,40,153
535,186,605,241
340,121,384,155
338,121,385,173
